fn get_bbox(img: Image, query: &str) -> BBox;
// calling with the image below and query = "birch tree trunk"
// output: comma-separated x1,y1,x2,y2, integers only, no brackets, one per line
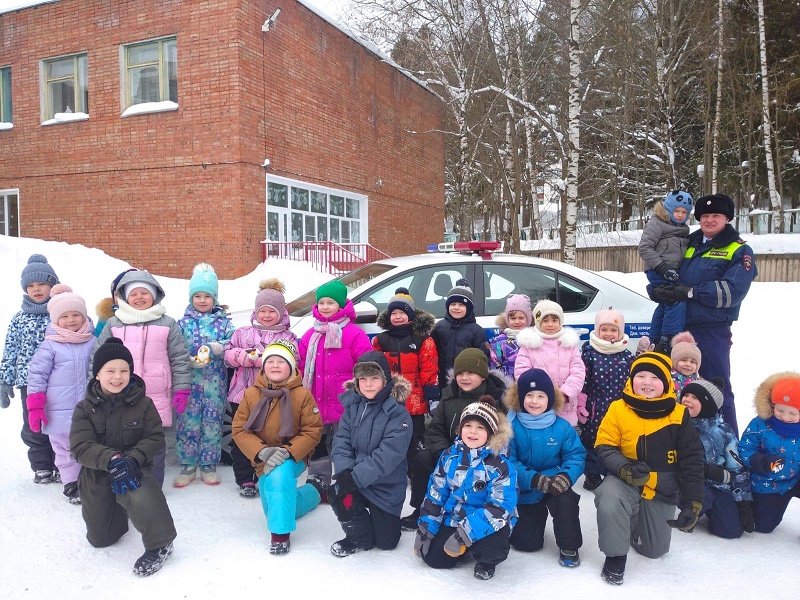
757,0,782,231
710,0,724,194
562,0,582,265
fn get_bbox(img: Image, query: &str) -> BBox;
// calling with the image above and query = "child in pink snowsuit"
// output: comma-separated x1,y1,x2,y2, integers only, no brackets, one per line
514,300,586,427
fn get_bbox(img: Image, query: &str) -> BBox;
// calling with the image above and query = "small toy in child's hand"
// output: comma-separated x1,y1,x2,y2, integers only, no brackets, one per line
192,345,211,366
246,348,260,359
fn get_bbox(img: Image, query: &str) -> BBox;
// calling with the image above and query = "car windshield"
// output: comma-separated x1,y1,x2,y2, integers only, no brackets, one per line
287,262,397,316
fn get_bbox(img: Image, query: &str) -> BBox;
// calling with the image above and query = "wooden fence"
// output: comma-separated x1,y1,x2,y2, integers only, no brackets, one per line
527,246,800,282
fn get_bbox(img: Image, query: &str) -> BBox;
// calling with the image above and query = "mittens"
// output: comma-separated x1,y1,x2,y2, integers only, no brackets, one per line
209,342,224,356
667,500,702,532
331,469,357,497
619,461,651,486
0,383,14,409
750,452,785,475
413,527,433,558
548,473,572,496
26,392,48,433
737,500,755,533
173,389,190,415
443,528,471,557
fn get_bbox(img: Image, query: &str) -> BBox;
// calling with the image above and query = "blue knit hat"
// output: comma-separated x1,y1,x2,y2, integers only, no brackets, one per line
21,254,59,291
663,190,694,224
189,263,219,303
517,368,556,412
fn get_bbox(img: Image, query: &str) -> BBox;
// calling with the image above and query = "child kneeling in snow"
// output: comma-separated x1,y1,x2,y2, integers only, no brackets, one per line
231,340,323,555
328,352,413,557
414,398,517,581
70,338,177,577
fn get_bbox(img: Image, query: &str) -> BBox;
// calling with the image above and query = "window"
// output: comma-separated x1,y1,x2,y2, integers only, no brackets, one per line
124,37,177,108
266,176,365,245
1,190,20,237
42,54,88,119
0,67,11,124
480,263,596,316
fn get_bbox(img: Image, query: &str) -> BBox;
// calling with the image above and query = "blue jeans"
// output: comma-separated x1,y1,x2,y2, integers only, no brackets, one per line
645,270,687,339
258,459,321,535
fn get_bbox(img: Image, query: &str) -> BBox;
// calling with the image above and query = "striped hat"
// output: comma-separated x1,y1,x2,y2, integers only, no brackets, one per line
630,352,674,397
460,397,500,437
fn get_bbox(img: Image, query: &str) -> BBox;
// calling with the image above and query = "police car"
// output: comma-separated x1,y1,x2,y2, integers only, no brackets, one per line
286,241,654,343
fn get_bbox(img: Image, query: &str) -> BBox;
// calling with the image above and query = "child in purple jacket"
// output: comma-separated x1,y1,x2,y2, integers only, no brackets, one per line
299,280,372,486
223,278,298,497
488,294,532,378
26,285,95,504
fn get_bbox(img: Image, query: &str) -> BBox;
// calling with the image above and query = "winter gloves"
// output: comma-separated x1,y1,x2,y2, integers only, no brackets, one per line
414,526,433,558
737,500,755,533
25,392,48,433
532,472,572,496
257,447,291,476
209,342,224,356
0,383,13,409
443,528,472,557
172,389,190,415
618,461,651,486
668,500,702,532
329,470,360,522
655,263,680,282
108,454,142,495
229,348,260,368
749,452,785,475
704,463,733,484
651,283,692,304
331,469,357,497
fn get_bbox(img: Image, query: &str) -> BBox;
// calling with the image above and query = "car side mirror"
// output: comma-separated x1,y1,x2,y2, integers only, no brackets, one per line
353,300,378,324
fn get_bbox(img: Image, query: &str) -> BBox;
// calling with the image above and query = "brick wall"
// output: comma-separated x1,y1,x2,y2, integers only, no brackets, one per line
0,0,444,278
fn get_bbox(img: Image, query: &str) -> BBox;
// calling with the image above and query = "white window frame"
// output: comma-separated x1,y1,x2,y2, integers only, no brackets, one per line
265,175,368,245
121,36,177,112
0,66,11,125
40,52,88,122
0,189,20,237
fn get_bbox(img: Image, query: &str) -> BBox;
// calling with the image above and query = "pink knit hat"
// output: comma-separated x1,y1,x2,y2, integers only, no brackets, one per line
47,284,88,322
595,308,625,338
505,294,532,327
671,331,702,371
254,278,286,314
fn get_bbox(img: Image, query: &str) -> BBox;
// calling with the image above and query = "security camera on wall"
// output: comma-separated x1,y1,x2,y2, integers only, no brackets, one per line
261,8,281,32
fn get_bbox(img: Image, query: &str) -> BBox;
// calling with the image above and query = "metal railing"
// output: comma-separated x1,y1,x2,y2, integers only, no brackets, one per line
261,241,390,275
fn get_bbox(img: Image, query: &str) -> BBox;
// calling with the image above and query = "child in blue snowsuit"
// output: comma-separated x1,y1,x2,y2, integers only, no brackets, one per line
506,368,586,567
175,264,235,487
1,254,60,482
680,379,754,538
739,373,800,534
414,398,517,581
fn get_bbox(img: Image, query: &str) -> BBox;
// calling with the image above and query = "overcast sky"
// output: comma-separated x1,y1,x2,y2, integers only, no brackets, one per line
0,0,349,18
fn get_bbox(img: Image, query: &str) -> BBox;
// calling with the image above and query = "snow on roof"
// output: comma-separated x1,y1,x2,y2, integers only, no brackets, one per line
0,0,58,14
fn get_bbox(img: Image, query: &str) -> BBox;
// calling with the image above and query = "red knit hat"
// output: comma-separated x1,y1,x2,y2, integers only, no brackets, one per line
771,378,800,412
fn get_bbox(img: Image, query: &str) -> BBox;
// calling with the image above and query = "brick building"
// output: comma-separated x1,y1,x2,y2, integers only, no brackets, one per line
0,0,445,277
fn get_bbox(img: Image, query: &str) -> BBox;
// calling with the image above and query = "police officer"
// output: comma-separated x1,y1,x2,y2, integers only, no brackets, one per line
651,193,757,436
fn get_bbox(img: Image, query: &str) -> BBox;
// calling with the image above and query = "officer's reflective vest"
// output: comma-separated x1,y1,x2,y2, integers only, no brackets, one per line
684,240,744,261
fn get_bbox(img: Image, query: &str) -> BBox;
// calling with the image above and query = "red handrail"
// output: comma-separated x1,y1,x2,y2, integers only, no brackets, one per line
260,241,390,274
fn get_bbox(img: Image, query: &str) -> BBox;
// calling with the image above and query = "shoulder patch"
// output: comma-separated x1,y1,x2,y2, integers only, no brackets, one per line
743,254,753,271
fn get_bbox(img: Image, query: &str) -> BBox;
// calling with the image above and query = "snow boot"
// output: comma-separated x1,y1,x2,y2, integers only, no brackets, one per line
307,474,328,504
270,533,291,556
474,563,495,580
239,482,258,498
52,469,61,483
400,508,421,532
582,474,603,492
330,538,374,558
133,542,174,577
34,469,53,484
559,548,581,567
601,555,627,585
173,467,196,488
200,466,220,486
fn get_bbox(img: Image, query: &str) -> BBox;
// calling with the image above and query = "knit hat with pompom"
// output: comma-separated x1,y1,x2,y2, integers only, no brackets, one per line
254,278,287,315
47,284,88,322
671,331,702,372
21,254,59,291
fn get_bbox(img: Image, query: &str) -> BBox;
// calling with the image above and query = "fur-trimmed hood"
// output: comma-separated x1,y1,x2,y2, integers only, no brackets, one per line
495,312,508,328
653,201,672,223
754,371,800,420
342,373,412,405
376,308,435,337
459,410,512,456
95,297,116,321
517,325,581,349
502,380,565,414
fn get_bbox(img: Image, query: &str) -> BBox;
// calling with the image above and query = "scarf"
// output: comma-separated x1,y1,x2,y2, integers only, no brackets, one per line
114,298,167,324
243,386,295,438
768,416,800,438
388,324,413,338
302,313,350,389
503,327,522,340
621,379,676,419
22,295,50,315
508,408,556,429
588,331,630,355
45,319,94,343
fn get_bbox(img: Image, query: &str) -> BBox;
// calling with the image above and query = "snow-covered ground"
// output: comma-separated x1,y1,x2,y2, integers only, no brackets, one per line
1,235,798,599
